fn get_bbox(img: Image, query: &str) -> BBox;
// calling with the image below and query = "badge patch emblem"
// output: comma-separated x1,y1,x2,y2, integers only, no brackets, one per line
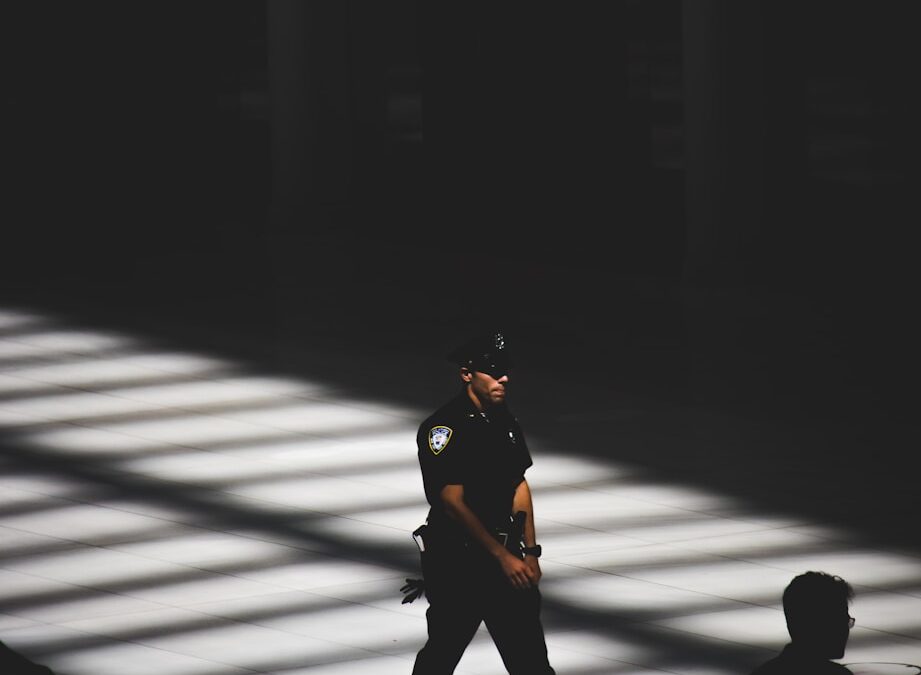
428,426,453,455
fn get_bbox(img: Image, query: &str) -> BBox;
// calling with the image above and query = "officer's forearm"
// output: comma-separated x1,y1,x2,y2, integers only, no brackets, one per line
441,486,508,559
512,479,537,547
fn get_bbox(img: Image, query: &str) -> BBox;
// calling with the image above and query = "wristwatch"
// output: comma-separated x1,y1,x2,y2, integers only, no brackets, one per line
522,544,542,558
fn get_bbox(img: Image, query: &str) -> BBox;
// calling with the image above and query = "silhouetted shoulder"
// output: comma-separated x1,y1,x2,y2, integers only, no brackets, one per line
751,649,854,675
0,639,55,675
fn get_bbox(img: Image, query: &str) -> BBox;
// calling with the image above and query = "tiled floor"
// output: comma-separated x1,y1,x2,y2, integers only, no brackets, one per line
1,305,919,674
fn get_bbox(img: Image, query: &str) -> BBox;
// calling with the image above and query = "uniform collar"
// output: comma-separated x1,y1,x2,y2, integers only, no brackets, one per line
454,387,510,421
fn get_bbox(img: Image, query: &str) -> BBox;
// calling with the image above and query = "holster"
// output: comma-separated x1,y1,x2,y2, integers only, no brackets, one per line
493,511,527,558
412,522,428,552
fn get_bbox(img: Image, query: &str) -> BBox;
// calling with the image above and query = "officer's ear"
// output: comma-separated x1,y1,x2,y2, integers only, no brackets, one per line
460,367,473,383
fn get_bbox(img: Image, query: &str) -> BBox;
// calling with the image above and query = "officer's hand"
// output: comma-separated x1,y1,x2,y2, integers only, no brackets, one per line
524,554,542,585
499,551,534,590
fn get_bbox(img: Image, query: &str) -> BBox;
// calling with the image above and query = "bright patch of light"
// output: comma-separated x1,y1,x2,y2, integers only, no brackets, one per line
224,473,418,514
118,571,294,608
13,589,167,625
0,502,174,543
140,621,375,671
2,623,243,675
87,413,296,448
759,550,921,588
27,426,173,454
120,450,296,485
0,389,166,423
538,528,649,558
218,559,401,594
540,564,732,613
107,376,326,408
850,589,921,637
618,558,804,600
0,568,86,605
219,431,416,471
844,630,921,669
588,481,743,512
650,605,788,647
210,400,410,434
5,351,228,388
258,655,420,675
616,515,805,545
0,329,134,357
525,451,638,487
254,602,424,655
545,629,652,664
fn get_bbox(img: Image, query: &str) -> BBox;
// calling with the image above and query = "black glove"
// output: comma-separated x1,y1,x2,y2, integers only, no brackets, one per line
400,577,426,604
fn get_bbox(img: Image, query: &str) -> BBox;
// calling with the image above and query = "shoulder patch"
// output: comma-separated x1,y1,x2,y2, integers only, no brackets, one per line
428,425,453,455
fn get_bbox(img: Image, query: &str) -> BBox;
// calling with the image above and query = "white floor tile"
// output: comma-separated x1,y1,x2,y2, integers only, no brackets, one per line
0,502,181,544
848,588,921,639
121,571,290,608
95,414,284,448
0,472,90,497
3,545,189,588
224,474,412,514
118,450,295,486
110,530,297,570
208,401,405,435
648,605,789,648
0,612,41,632
254,603,424,655
141,621,371,672
621,558,800,602
260,653,416,674
757,549,921,589
0,389,163,423
523,452,639,488
0,568,95,606
183,588,335,622
218,432,414,473
841,630,921,670
27,425,169,454
227,558,400,593
545,628,653,664
50,639,256,675
541,566,719,617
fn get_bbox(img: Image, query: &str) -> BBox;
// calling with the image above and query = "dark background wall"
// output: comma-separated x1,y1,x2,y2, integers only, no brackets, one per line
4,2,916,283
2,1,919,539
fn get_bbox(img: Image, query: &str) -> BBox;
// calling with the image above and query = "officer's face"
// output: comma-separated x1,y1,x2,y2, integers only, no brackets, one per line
463,368,509,407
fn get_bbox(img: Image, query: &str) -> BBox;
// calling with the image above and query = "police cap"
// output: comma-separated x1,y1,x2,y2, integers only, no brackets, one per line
446,331,513,378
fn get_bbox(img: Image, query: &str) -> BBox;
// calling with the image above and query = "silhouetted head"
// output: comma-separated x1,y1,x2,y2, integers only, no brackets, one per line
783,571,854,659
447,331,513,409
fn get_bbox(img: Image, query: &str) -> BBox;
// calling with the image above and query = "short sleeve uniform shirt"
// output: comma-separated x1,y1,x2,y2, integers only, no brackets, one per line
417,389,533,537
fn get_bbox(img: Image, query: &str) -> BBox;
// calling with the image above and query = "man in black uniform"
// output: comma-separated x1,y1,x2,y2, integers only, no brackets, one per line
410,331,555,674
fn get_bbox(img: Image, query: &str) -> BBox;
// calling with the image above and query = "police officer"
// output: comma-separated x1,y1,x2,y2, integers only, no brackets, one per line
410,331,555,674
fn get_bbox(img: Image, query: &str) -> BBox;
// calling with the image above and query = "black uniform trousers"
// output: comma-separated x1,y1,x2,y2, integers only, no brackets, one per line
412,540,555,674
